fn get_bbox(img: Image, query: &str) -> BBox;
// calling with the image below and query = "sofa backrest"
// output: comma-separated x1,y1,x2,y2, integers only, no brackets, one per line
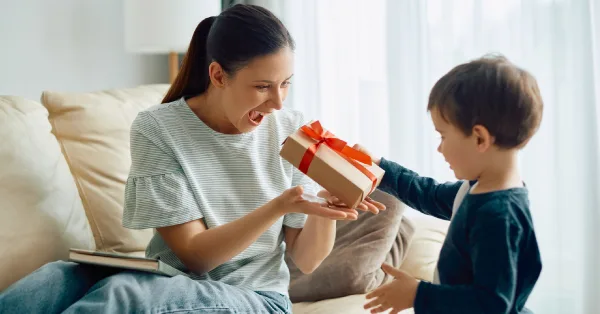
40,84,170,254
0,96,95,291
0,84,450,292
399,211,449,281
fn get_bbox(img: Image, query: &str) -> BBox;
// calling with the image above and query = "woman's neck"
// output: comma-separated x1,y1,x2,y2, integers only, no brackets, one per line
187,90,239,134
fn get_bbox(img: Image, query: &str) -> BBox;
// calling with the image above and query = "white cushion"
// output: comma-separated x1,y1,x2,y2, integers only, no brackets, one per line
399,210,450,282
41,85,170,253
0,96,95,291
291,211,448,312
292,294,414,313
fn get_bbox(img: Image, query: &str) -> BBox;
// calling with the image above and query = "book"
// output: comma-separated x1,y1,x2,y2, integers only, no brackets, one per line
68,248,185,277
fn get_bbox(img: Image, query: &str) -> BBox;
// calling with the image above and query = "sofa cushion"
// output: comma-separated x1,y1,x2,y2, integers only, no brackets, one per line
41,85,170,253
0,96,95,291
399,211,450,282
286,190,414,302
292,294,414,314
291,211,448,313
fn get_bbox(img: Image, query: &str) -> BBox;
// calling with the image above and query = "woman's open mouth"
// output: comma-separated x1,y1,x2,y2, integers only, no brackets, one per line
248,110,265,126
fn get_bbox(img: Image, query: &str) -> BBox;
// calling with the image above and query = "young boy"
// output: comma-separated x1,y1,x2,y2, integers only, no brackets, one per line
362,55,543,314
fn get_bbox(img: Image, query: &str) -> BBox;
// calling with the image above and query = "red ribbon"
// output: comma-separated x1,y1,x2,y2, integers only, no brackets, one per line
298,121,378,195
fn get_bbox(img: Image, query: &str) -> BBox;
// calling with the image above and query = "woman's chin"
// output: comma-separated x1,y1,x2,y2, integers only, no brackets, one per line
242,126,258,133
234,121,258,134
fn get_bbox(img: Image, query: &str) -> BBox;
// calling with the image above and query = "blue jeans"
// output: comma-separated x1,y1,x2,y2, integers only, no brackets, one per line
0,261,292,314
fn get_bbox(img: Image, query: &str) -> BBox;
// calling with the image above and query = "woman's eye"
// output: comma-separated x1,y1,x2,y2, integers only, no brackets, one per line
256,85,270,91
281,81,292,88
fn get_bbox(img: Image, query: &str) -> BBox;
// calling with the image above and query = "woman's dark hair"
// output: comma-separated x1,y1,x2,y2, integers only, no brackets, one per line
162,4,295,103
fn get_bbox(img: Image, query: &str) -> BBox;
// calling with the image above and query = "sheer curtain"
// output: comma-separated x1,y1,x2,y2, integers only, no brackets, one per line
228,0,599,313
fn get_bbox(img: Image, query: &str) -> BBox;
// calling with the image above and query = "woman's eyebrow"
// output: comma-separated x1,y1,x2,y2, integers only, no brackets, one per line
253,74,294,83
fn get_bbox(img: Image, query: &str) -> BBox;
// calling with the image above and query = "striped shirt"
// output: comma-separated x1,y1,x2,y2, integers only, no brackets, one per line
122,97,319,295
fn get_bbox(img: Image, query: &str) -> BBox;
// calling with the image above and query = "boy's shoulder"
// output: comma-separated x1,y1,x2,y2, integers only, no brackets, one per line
464,186,533,232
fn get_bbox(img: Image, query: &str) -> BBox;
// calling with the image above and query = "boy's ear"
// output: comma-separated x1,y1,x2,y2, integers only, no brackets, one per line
472,125,494,152
208,61,227,88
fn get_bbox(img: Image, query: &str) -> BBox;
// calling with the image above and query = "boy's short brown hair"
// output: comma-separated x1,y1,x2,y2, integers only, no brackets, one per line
428,54,543,149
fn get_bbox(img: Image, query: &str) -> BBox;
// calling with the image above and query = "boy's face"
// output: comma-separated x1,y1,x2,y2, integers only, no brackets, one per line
431,108,484,181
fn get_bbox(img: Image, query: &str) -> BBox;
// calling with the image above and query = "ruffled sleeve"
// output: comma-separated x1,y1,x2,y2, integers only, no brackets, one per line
122,112,203,230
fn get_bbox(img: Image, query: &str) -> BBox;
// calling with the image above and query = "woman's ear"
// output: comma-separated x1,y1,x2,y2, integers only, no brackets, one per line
472,125,494,152
208,61,226,88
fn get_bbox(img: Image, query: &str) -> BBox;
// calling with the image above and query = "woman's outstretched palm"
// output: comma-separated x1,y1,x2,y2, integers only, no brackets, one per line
274,186,357,220
275,186,385,220
319,190,386,214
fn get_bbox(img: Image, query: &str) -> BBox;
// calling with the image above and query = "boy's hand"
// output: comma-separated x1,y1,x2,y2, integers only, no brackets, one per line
353,144,381,166
364,264,419,313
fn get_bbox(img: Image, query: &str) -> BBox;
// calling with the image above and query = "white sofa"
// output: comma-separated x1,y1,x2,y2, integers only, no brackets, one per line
0,84,449,313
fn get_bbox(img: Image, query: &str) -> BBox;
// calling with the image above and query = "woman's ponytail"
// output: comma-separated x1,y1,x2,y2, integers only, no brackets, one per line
162,5,295,104
162,16,216,103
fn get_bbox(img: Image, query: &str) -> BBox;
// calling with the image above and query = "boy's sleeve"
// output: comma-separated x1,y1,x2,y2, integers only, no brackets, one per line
413,201,525,314
378,158,462,220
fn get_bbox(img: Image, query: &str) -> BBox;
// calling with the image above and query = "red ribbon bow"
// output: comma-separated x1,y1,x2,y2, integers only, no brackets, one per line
298,121,378,195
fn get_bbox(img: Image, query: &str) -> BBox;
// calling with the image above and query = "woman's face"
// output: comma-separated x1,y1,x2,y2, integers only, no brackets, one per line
212,47,294,134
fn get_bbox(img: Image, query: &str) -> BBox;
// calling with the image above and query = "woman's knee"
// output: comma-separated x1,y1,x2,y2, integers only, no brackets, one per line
0,261,91,313
98,274,223,303
33,260,79,278
92,271,156,296
86,272,200,312
88,274,287,313
35,261,118,287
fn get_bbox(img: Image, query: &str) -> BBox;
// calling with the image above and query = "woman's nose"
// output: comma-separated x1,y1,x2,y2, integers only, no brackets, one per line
269,89,284,110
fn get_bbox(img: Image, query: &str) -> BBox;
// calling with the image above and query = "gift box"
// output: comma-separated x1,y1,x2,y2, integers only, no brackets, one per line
280,121,385,209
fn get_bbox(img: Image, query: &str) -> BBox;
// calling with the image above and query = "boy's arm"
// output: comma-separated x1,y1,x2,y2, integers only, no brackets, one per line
413,201,539,314
378,158,463,220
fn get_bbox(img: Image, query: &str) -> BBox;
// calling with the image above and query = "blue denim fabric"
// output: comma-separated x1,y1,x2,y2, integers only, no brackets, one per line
0,261,292,314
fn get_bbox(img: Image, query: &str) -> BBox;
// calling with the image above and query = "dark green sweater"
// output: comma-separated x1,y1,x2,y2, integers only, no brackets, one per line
379,158,542,314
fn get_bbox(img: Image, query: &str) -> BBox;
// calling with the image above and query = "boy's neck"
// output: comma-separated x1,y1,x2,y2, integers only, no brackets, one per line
471,149,523,194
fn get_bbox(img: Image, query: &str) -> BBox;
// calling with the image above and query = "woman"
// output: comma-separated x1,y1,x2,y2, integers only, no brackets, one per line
0,4,384,313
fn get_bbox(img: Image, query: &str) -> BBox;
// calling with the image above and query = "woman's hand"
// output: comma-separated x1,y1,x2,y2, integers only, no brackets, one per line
273,186,358,220
318,190,386,214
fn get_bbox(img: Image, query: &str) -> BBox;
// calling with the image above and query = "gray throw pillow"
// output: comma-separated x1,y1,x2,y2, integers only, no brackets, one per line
286,189,415,302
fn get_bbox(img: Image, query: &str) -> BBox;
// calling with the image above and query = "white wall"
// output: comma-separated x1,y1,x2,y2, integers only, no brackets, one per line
0,0,168,101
